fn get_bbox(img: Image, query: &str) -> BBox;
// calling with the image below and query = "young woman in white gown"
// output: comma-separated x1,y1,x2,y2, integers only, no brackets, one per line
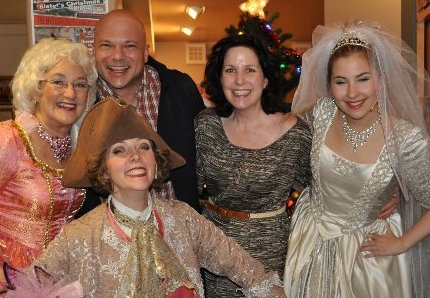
284,21,430,298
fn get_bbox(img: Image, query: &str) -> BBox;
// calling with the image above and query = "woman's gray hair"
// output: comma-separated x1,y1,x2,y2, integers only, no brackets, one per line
11,38,98,146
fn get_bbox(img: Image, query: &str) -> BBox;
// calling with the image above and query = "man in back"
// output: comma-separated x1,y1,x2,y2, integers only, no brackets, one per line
76,9,205,216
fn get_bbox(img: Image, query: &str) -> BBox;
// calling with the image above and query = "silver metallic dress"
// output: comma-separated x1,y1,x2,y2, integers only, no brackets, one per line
284,98,430,298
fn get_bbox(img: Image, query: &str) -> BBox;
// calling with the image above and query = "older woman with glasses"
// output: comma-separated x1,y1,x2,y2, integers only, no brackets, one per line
0,38,97,270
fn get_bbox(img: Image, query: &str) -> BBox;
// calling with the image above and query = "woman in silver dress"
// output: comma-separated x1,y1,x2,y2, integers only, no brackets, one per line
284,21,430,298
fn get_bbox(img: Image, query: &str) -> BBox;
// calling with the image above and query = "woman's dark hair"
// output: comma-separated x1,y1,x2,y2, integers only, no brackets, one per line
203,34,288,117
87,140,171,195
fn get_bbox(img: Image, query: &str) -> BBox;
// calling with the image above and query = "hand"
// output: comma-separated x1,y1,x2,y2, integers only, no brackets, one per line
0,266,8,297
378,192,399,219
0,279,7,294
0,262,8,294
361,228,406,258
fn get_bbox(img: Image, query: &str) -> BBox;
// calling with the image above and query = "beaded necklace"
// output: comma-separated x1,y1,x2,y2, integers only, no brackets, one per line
37,123,71,163
110,202,144,228
342,114,380,151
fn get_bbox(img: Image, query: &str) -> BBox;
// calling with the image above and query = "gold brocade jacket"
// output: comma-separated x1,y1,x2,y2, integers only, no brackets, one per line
33,199,285,298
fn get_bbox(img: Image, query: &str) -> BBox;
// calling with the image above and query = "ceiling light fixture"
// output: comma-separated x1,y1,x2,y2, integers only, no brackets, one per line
181,27,194,36
185,6,205,20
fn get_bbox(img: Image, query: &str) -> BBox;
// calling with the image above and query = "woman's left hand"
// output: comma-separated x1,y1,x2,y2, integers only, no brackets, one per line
361,228,406,258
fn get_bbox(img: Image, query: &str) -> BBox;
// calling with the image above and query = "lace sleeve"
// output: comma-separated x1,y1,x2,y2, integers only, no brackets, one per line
400,125,430,208
396,123,430,297
187,207,285,298
31,230,71,279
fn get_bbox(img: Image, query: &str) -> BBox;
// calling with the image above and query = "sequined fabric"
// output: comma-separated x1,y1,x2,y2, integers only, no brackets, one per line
195,108,312,297
284,98,430,298
33,199,285,298
118,212,194,297
0,113,85,268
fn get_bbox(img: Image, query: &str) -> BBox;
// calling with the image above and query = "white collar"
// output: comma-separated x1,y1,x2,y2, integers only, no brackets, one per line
108,194,153,222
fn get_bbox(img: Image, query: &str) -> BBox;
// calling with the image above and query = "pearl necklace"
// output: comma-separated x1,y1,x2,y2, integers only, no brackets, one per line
342,114,380,151
37,123,71,163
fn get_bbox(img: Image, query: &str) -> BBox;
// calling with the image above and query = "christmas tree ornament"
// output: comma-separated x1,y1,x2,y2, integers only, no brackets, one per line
239,0,269,18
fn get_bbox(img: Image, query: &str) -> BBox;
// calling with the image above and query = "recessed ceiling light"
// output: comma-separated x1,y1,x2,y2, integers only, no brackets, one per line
181,27,194,36
185,6,205,20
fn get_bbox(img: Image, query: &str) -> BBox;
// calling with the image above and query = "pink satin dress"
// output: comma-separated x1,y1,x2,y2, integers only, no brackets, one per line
0,113,85,268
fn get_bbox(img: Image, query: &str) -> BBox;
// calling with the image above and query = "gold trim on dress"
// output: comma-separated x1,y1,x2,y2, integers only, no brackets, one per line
110,203,140,229
12,121,85,249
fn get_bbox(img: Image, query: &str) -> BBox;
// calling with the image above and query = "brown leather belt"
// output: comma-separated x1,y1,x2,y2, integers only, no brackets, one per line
202,200,286,220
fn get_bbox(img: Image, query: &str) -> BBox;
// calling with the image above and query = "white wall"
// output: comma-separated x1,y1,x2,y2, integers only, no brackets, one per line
0,24,27,76
154,42,213,87
324,0,401,37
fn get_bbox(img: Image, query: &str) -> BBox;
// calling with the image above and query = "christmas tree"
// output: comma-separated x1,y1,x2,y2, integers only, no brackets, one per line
225,11,302,101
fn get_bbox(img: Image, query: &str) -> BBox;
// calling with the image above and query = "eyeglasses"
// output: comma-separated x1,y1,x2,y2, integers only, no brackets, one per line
41,79,91,93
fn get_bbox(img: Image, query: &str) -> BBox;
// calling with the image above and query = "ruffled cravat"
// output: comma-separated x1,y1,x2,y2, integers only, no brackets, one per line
112,204,194,297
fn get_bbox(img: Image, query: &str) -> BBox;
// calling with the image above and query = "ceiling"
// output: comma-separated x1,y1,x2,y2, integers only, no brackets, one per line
139,0,253,43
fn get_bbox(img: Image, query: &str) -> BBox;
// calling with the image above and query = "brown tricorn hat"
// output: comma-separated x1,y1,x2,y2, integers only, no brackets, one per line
62,97,186,188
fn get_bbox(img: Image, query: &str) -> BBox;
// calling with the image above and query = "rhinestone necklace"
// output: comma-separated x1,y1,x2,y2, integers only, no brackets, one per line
342,114,380,151
37,123,72,163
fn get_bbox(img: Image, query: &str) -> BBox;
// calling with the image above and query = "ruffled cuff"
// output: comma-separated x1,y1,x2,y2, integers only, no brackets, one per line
240,272,285,298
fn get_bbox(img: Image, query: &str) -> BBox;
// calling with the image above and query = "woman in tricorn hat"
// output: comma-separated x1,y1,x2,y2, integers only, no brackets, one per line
3,98,285,298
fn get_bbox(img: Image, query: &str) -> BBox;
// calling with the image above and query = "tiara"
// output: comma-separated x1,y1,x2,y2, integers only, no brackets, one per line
331,31,370,55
